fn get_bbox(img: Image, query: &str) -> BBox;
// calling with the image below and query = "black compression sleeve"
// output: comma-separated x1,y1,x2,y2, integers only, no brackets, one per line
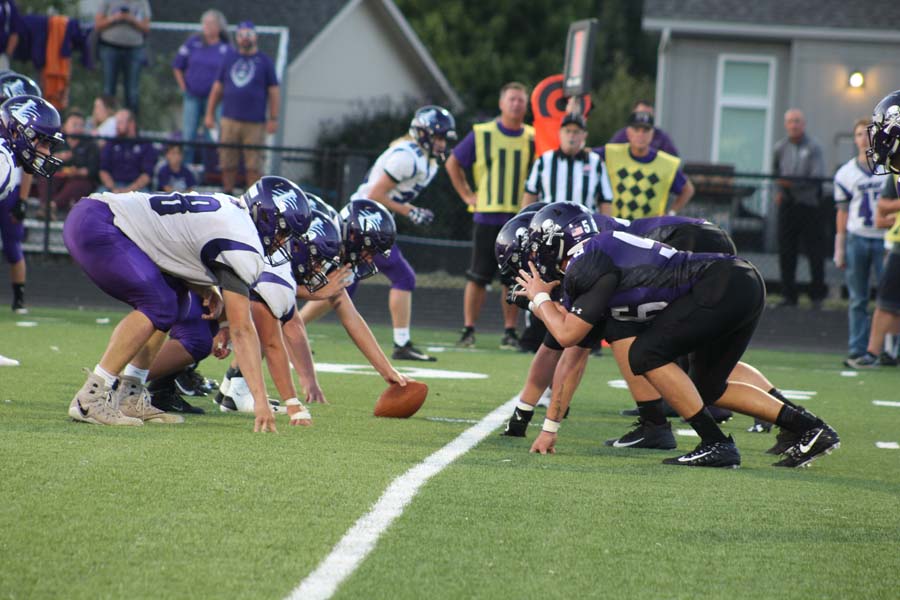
212,264,250,296
569,272,619,326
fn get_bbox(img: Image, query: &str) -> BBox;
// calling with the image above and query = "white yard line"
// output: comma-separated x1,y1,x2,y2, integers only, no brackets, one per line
286,396,518,600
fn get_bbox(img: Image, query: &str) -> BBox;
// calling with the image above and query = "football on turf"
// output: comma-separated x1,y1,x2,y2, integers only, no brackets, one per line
374,381,428,418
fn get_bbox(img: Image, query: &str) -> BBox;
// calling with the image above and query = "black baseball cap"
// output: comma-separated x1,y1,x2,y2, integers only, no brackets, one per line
627,111,654,129
560,112,587,130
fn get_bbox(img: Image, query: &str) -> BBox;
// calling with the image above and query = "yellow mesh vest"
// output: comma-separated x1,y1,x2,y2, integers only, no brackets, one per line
886,175,900,244
604,143,681,219
471,121,535,213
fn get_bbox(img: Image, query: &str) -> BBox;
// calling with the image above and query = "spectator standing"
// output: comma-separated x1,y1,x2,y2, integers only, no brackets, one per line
773,109,827,308
204,21,279,195
445,82,535,349
608,100,679,156
98,109,156,193
35,110,99,219
172,9,231,166
0,1,20,71
833,118,887,363
598,111,693,219
90,94,118,142
156,143,196,192
94,0,151,114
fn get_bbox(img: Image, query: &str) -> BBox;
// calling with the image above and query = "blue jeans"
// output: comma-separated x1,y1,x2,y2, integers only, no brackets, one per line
845,233,886,356
181,92,208,165
99,43,144,113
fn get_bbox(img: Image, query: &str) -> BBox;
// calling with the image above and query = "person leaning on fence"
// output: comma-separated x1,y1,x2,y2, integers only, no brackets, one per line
445,81,535,350
607,99,679,157
597,110,693,220
98,109,156,193
172,9,231,167
94,0,151,114
833,118,888,365
772,108,827,309
35,109,100,220
204,21,279,195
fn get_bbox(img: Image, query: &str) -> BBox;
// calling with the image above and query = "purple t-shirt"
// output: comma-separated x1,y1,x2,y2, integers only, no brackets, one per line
608,126,679,157
172,34,233,97
594,146,687,198
0,1,20,52
216,51,278,123
100,139,158,184
451,120,524,224
157,163,197,191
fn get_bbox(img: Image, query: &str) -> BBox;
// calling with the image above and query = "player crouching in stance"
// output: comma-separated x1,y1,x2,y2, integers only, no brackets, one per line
300,106,457,362
514,204,840,468
63,176,311,431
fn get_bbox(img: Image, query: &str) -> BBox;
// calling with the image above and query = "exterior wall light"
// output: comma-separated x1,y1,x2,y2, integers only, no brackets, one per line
849,71,865,88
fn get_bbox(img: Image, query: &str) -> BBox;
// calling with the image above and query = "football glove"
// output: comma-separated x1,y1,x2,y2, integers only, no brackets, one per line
408,206,434,226
506,283,530,310
11,199,26,222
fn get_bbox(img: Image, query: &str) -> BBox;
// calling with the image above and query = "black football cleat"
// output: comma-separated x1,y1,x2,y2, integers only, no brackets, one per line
620,407,640,417
662,435,741,468
604,419,676,449
747,418,773,433
392,341,437,362
150,386,205,414
175,366,217,396
773,424,840,468
766,428,800,454
502,406,534,437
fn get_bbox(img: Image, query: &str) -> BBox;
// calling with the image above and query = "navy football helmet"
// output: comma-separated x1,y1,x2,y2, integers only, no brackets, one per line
339,199,396,280
495,212,534,286
528,202,598,281
518,201,549,216
291,210,343,293
867,90,900,175
0,73,41,102
410,105,457,162
242,176,312,266
0,95,64,178
304,192,340,227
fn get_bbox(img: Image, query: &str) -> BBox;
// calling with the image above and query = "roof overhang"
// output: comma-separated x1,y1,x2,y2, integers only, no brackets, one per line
644,17,900,44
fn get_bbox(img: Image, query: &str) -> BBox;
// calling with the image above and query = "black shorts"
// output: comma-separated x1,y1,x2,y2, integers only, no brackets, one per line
665,223,736,254
466,222,506,286
628,259,765,404
877,250,900,313
543,323,605,351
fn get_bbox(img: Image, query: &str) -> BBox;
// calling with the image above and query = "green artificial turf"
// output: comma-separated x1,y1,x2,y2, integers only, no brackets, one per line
1,307,898,599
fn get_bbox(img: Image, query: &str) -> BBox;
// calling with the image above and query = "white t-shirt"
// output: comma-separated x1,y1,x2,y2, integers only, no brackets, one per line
93,191,265,287
0,138,21,202
352,140,437,205
834,157,885,239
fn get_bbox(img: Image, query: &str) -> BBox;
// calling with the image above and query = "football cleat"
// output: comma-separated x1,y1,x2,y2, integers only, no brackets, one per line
392,341,437,362
456,328,475,348
766,427,800,454
747,418,773,433
149,382,205,414
604,419,676,449
115,376,184,424
174,366,217,396
502,406,534,437
773,424,840,468
68,371,143,426
500,330,520,350
662,435,740,468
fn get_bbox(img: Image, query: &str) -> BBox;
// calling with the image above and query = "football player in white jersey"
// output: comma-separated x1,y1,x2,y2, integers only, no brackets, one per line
63,176,312,431
0,94,63,367
833,118,889,364
300,106,457,362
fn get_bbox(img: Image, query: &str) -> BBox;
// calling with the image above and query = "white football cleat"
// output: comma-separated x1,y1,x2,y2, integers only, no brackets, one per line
0,354,20,367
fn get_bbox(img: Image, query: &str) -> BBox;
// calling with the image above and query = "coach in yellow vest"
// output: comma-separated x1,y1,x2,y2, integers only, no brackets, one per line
598,111,693,219
446,82,535,349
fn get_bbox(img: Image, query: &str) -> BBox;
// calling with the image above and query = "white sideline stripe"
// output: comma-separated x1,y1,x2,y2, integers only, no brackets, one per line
876,441,900,449
286,396,519,600
873,400,900,408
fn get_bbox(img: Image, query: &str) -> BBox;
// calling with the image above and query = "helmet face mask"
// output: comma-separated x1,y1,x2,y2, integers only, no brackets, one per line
494,213,534,285
867,91,900,175
527,203,598,282
0,95,64,178
409,105,457,162
242,176,312,266
338,199,396,280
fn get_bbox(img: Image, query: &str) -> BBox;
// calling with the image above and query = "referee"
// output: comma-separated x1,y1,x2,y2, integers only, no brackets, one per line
522,113,611,209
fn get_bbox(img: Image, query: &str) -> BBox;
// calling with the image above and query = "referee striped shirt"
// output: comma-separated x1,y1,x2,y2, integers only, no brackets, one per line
524,148,612,210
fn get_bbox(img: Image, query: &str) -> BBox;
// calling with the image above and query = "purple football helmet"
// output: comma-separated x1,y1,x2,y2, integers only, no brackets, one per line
304,192,340,227
528,202,599,281
0,95,64,178
867,90,900,175
495,212,534,285
291,210,343,293
241,176,312,266
338,199,396,280
409,105,457,162
517,201,549,216
0,74,41,102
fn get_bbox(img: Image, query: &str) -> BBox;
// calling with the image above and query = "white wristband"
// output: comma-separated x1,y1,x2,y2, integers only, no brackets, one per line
219,320,230,328
532,292,551,310
542,418,560,433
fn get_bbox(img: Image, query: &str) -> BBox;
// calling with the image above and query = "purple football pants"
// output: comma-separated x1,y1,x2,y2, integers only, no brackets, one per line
346,242,416,297
0,186,24,263
168,291,218,362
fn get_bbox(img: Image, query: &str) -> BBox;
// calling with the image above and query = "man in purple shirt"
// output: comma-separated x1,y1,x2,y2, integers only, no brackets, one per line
607,100,679,157
204,21,280,195
172,9,232,165
98,109,157,192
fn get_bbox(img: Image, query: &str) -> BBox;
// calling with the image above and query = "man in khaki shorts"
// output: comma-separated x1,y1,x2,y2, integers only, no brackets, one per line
205,20,280,194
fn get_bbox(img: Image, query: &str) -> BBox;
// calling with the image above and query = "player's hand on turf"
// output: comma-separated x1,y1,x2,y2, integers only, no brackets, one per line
530,430,557,455
515,262,560,301
408,206,434,226
305,382,328,404
384,368,409,387
253,402,278,433
211,328,231,359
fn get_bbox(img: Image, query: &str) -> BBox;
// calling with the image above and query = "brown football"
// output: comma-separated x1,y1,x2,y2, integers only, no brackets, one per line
374,381,428,418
